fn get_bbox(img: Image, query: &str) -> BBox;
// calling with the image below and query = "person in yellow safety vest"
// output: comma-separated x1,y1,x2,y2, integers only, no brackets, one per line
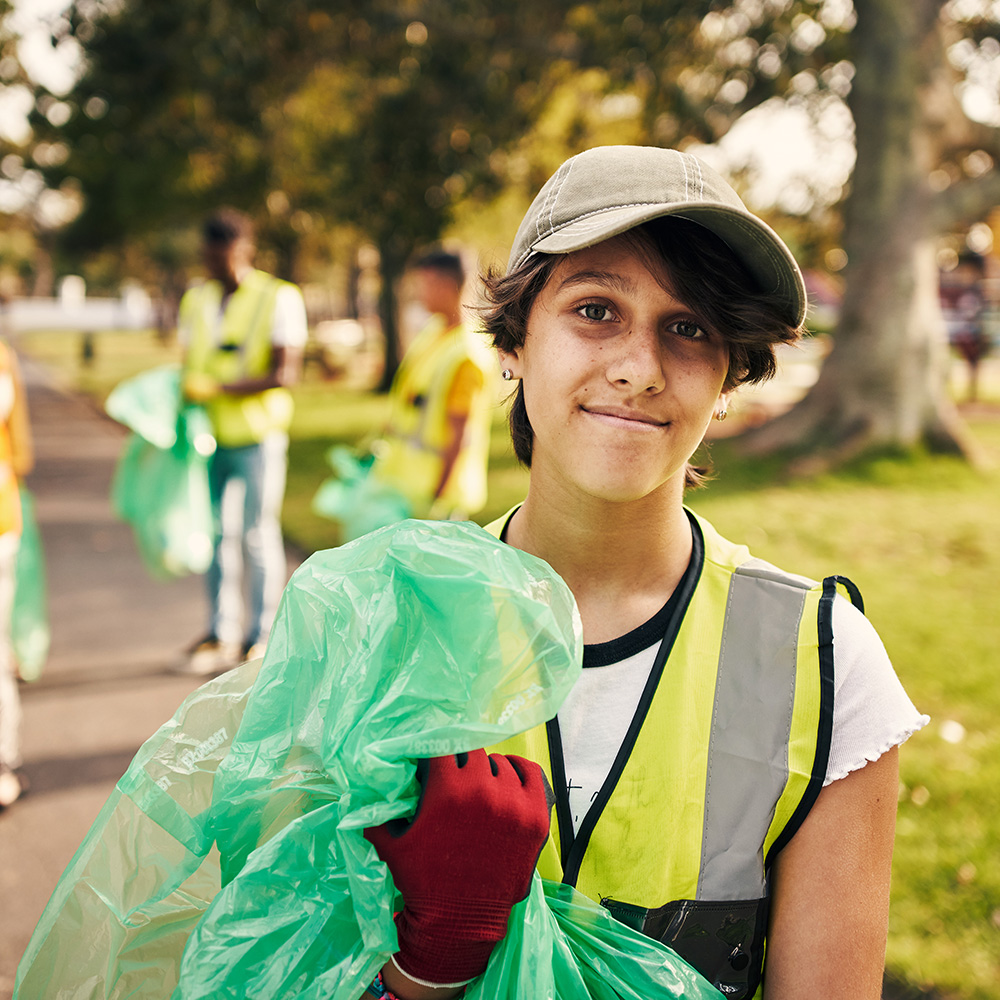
178,209,307,676
360,148,928,1000
370,250,493,520
0,338,33,809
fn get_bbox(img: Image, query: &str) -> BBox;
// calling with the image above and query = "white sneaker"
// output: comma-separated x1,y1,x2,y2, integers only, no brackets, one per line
241,640,268,662
0,768,24,809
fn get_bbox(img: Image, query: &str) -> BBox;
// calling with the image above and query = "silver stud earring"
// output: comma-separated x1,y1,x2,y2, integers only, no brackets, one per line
715,407,728,422
501,369,513,381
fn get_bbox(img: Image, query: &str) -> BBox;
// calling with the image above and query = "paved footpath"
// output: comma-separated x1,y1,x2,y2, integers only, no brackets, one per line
0,355,300,998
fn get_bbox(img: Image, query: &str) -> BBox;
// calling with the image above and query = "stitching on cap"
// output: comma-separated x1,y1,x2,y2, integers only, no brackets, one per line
533,174,550,241
692,155,705,199
536,161,569,240
547,156,576,237
534,200,736,229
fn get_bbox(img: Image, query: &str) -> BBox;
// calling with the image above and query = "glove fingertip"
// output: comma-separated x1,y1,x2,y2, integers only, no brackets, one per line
503,753,537,786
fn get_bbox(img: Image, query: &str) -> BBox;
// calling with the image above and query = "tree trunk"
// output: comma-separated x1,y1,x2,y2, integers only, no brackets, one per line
740,0,977,468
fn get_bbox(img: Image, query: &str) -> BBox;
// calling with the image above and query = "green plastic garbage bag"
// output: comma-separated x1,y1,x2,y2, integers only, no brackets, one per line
11,487,49,681
15,520,721,1000
105,366,216,578
312,444,411,542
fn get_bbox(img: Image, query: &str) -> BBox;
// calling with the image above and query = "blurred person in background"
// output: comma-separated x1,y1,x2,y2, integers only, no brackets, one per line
179,209,307,675
0,338,33,808
941,250,990,402
369,250,494,521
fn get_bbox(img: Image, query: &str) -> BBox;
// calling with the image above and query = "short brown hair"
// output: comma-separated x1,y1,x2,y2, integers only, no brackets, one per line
482,217,804,487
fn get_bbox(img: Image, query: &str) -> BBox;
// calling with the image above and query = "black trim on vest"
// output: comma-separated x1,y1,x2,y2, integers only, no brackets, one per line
554,515,705,888
546,716,575,869
496,508,516,542
827,573,864,614
601,895,768,1000
763,574,840,867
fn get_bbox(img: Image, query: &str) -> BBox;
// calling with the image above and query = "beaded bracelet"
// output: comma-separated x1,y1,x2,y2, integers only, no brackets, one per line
365,969,400,999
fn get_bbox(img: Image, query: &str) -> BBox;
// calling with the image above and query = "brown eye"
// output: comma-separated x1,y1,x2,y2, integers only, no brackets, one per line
581,303,611,321
670,319,707,339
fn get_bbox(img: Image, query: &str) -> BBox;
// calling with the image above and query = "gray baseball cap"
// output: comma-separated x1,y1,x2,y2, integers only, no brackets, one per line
507,145,807,327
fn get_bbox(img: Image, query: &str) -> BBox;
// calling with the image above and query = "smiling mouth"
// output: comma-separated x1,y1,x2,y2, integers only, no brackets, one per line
581,406,668,428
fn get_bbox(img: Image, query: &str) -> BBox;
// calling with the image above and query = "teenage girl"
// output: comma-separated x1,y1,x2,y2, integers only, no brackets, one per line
362,145,927,1000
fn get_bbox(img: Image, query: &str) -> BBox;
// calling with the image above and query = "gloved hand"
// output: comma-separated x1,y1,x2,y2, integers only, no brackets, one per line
182,371,221,403
364,750,553,988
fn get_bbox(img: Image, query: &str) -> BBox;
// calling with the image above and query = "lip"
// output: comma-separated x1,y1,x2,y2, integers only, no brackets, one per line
581,405,668,429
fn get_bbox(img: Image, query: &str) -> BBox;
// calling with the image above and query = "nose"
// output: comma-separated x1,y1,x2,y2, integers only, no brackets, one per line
605,323,666,393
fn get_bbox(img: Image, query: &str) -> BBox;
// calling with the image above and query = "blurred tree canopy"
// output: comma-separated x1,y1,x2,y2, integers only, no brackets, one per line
15,0,1000,457
26,0,597,378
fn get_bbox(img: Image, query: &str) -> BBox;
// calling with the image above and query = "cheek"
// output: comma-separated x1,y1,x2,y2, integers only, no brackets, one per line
669,349,728,397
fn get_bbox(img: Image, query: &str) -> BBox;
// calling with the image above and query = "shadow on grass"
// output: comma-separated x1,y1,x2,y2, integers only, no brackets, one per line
699,431,992,500
883,971,948,1000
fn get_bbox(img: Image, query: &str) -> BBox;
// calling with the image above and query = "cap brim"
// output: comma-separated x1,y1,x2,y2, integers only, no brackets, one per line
527,202,806,327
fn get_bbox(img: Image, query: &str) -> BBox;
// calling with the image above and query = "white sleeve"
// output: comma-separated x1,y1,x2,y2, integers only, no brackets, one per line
0,372,14,422
270,284,308,349
825,594,929,785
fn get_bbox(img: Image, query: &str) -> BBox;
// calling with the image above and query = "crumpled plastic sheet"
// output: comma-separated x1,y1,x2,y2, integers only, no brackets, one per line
105,366,216,578
15,520,721,1000
12,487,49,681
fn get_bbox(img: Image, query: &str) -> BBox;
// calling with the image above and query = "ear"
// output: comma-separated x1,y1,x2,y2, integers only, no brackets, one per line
496,346,522,378
714,391,732,420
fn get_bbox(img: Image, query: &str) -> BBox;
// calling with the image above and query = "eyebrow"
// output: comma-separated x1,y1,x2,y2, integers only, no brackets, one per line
555,269,639,295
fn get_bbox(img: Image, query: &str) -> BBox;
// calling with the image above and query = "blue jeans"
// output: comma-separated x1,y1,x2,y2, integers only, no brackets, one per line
206,433,288,648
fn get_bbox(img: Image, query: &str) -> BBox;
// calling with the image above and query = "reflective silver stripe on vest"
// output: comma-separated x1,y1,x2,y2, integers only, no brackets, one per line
698,558,817,899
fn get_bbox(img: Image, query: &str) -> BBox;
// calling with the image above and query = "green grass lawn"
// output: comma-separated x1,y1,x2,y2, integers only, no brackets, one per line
15,327,1000,997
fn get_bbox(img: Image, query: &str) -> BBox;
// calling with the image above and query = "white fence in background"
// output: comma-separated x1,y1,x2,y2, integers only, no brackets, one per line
1,276,156,333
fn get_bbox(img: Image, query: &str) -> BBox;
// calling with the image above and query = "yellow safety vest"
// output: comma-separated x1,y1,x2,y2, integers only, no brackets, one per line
181,269,294,448
0,341,30,537
371,316,493,514
486,508,853,1000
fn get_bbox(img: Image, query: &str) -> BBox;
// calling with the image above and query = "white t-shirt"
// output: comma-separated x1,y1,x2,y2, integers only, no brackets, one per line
0,372,14,422
269,284,309,349
558,593,928,834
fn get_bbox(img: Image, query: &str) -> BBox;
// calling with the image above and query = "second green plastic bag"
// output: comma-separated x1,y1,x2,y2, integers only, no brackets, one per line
15,520,721,1000
105,365,216,578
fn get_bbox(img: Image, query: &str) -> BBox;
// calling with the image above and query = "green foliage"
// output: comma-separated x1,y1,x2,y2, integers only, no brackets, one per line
30,0,871,281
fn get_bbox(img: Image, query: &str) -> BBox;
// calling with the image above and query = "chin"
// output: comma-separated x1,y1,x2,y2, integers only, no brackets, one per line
579,476,674,506
573,456,681,502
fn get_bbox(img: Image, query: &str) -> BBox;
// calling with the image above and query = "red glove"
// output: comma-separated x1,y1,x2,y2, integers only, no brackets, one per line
364,750,553,987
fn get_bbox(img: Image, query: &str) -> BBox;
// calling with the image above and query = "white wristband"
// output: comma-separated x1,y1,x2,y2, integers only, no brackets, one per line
390,953,475,990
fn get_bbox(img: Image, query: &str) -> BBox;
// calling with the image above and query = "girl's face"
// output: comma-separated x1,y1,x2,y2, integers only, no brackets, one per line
500,236,730,505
